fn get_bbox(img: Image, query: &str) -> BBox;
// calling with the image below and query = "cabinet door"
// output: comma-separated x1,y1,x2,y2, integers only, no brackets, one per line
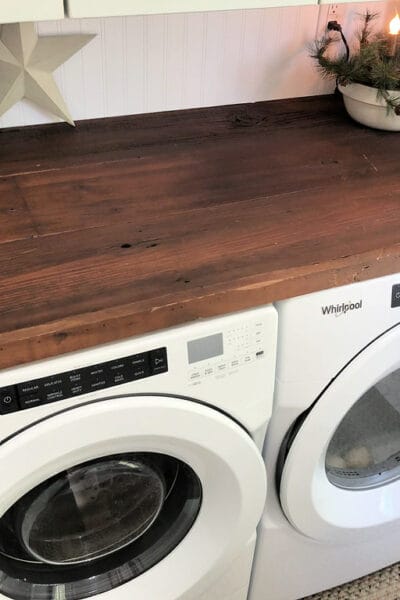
0,0,64,23
66,0,316,19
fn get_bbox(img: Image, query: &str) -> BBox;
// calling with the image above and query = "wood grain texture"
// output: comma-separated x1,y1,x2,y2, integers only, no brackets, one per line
1,94,400,369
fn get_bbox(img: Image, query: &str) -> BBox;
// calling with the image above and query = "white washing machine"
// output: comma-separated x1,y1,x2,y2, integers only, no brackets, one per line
0,305,277,600
250,273,400,600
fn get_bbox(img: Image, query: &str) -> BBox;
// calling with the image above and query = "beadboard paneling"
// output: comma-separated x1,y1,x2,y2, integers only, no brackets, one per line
0,2,389,128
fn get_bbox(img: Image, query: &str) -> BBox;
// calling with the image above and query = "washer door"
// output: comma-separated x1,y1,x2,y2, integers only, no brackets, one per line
280,323,400,543
0,395,266,600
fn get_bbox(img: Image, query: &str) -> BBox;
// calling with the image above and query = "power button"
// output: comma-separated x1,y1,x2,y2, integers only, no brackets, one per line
392,284,400,308
0,386,19,414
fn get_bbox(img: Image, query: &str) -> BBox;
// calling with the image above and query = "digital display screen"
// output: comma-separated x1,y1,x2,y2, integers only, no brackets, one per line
187,333,224,364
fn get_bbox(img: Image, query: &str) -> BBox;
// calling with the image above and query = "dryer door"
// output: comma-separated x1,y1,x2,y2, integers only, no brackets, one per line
0,395,266,600
279,322,400,543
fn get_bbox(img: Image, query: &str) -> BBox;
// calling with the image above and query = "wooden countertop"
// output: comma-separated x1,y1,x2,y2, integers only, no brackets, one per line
1,94,400,369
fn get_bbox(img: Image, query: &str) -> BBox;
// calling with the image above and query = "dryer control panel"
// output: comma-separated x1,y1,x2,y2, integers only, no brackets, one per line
0,347,168,414
187,320,266,384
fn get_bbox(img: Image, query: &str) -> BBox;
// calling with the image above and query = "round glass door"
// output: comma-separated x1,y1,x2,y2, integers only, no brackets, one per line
0,452,202,600
326,368,400,490
278,323,400,542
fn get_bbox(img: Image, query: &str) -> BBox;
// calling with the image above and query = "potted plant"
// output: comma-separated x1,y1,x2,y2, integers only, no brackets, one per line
312,11,400,131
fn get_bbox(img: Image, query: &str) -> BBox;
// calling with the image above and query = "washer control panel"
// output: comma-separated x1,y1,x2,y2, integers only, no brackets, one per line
0,347,168,415
187,319,266,384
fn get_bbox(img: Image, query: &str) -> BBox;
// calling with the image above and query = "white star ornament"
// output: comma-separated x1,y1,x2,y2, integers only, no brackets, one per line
0,22,95,126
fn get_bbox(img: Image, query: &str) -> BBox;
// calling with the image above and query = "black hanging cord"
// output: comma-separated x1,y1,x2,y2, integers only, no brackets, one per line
327,20,350,61
327,20,349,92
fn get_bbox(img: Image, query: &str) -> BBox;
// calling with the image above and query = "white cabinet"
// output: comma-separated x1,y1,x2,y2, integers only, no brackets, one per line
0,0,64,23
319,0,376,3
66,0,316,19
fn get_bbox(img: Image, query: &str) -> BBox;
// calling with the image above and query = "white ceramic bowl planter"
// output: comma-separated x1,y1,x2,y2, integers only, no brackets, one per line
339,83,400,131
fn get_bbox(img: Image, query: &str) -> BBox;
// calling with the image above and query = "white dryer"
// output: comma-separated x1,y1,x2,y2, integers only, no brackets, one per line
0,306,277,600
250,274,400,600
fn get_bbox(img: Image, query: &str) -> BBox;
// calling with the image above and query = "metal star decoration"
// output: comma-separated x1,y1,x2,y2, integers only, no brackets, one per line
0,23,95,126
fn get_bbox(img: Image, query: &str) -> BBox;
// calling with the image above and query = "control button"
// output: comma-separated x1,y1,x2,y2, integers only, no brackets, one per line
256,350,265,359
217,363,226,371
18,380,40,396
45,389,65,402
392,284,400,308
110,372,128,385
130,354,147,367
230,359,239,368
42,376,64,389
88,377,109,392
150,348,168,375
69,383,86,396
190,371,201,381
67,372,83,384
87,366,107,378
19,393,45,410
0,386,19,414
204,367,214,376
132,365,150,380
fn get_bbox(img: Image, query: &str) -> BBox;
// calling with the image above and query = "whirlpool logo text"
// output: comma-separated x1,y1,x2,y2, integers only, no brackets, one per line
321,300,363,317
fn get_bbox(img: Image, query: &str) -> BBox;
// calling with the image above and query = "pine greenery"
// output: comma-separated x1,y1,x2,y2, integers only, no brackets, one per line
311,12,400,114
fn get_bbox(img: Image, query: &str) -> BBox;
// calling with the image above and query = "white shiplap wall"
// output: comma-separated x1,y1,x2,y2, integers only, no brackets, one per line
0,2,389,128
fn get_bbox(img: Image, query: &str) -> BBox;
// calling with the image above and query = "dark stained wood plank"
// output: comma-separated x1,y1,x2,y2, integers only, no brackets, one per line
0,94,392,179
0,179,37,243
14,129,379,236
0,95,345,177
1,94,400,368
1,180,400,365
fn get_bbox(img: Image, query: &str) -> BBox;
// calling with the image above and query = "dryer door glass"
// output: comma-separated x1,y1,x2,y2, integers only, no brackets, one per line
326,368,400,490
0,452,202,600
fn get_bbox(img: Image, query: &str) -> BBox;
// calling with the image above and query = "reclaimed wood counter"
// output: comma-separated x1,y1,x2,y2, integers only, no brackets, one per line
1,94,400,369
